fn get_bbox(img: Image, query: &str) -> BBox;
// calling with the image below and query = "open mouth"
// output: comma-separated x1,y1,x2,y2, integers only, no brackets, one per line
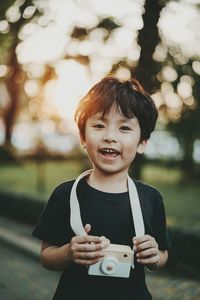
99,148,120,158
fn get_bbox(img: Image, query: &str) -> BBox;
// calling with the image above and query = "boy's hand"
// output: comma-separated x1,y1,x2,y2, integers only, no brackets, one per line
69,224,110,266
133,235,160,269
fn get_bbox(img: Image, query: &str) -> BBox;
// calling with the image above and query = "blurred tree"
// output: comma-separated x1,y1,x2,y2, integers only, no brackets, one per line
133,0,200,179
0,0,40,150
162,51,200,178
133,0,165,93
129,0,166,178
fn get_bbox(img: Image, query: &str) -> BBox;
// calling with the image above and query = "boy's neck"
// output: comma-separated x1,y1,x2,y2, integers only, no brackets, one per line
86,170,128,193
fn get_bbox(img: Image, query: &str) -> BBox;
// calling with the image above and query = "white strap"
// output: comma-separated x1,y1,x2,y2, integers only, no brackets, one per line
70,170,91,236
70,170,144,237
128,175,145,237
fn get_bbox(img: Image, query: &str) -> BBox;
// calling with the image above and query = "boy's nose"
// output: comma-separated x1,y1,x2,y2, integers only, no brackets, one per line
103,129,117,143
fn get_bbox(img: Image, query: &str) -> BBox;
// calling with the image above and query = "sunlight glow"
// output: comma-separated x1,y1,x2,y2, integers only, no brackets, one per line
90,56,112,76
192,61,200,75
17,25,69,64
23,5,36,19
23,63,45,78
28,99,40,116
159,1,200,57
48,0,99,30
153,44,168,62
151,93,164,109
161,82,174,95
0,65,8,77
112,27,136,49
89,28,108,41
90,0,142,21
162,66,178,82
182,96,195,106
115,67,131,80
17,0,143,69
180,75,194,86
13,0,144,122
165,93,182,109
24,80,40,97
177,82,192,98
0,20,10,33
41,120,55,135
45,60,93,120
12,0,200,125
161,82,182,109
6,5,21,23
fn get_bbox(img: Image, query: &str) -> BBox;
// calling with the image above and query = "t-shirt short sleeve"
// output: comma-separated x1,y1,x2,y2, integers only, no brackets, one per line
32,182,74,246
152,193,170,251
135,180,170,251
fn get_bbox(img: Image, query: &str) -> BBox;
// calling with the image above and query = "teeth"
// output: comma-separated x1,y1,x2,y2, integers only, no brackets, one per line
101,148,119,154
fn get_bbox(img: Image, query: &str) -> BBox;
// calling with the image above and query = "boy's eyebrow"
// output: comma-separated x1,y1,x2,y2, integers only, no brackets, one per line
101,116,135,123
90,113,136,122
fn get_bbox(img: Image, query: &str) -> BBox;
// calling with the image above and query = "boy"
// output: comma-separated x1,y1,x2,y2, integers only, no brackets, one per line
32,77,169,300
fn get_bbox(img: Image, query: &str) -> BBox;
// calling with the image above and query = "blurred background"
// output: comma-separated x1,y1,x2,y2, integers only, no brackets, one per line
0,0,200,299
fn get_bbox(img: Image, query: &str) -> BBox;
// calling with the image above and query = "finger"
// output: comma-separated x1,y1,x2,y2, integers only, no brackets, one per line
74,257,101,266
77,251,104,260
136,247,158,259
137,254,160,265
72,235,102,244
135,241,158,253
77,242,105,252
133,235,155,245
84,224,91,234
100,236,110,248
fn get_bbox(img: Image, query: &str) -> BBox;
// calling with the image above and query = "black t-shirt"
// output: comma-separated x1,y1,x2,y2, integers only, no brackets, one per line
32,178,169,300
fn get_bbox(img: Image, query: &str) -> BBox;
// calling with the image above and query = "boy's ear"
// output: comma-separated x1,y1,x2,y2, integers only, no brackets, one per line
80,134,86,149
137,140,147,154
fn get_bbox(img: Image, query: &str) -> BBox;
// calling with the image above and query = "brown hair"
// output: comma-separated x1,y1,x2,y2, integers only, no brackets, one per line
74,77,158,141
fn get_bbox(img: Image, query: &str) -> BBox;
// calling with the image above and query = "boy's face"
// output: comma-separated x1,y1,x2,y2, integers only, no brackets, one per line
81,105,147,177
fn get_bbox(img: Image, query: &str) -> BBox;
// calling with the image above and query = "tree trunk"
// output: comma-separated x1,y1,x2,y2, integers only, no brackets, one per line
181,136,195,179
4,48,21,147
130,0,165,178
133,0,164,93
2,0,36,147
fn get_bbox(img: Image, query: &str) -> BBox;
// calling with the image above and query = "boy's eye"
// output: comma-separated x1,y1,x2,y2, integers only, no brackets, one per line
93,123,104,128
120,126,132,131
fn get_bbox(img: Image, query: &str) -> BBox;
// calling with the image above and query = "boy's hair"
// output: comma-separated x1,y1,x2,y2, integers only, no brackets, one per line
74,77,158,141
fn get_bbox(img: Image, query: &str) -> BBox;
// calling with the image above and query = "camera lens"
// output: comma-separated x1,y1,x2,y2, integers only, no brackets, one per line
101,257,119,275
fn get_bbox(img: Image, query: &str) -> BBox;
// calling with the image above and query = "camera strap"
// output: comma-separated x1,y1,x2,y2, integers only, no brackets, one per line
70,169,145,239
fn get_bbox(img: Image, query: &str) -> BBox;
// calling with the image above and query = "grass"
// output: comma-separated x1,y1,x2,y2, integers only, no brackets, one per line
0,160,200,231
0,160,82,200
141,165,200,231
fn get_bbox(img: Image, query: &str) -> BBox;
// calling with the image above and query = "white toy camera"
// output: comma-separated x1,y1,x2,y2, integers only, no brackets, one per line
88,244,133,278
69,170,144,278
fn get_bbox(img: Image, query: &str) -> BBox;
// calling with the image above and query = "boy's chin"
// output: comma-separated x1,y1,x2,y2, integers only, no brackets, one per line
95,166,128,176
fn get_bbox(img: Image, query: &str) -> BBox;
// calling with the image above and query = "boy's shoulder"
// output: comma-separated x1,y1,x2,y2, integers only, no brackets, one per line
133,178,163,202
51,179,76,198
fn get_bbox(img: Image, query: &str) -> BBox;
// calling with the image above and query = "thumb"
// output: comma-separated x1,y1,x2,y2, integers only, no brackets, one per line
84,223,91,235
